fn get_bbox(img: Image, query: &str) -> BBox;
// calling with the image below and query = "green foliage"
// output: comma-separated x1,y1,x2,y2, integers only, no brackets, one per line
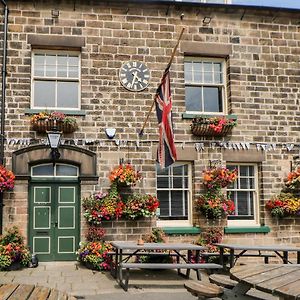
0,227,31,270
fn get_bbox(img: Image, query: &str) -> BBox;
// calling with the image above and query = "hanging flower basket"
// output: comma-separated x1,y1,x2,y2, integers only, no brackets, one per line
191,116,237,137
31,119,77,134
30,111,78,134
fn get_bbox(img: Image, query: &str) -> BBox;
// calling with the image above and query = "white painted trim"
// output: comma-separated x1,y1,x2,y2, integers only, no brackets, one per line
58,186,75,203
33,236,50,254
33,186,51,203
58,206,75,229
33,206,51,229
31,50,81,110
57,236,75,254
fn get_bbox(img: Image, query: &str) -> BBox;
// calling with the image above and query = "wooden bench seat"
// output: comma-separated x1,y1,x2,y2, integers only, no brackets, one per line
118,262,223,291
184,281,224,299
209,274,237,289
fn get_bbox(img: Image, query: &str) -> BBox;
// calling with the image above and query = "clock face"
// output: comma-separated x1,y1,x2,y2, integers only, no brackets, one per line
119,61,150,91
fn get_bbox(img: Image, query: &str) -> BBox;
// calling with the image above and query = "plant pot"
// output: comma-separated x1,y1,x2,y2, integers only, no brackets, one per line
191,123,234,137
31,120,77,134
7,261,23,271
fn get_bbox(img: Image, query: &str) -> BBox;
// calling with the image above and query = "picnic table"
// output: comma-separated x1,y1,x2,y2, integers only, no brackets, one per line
214,243,300,268
230,264,300,300
0,283,76,299
110,241,222,291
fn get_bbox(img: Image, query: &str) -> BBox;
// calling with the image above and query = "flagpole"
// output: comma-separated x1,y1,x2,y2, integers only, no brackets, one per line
139,27,185,136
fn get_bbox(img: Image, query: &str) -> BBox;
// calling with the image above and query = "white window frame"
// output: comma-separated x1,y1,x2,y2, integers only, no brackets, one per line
31,163,79,178
226,163,260,227
156,162,192,227
184,57,227,115
31,50,81,110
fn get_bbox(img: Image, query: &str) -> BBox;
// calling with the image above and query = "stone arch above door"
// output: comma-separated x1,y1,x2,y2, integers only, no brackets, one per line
12,145,98,181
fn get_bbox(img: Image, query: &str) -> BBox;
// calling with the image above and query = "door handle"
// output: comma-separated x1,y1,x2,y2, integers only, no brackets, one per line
52,222,58,227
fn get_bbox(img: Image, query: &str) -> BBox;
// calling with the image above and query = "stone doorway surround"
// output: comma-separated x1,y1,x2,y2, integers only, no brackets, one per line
7,145,98,243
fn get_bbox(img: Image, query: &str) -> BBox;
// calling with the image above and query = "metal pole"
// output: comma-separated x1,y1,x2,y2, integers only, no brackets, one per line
0,0,8,234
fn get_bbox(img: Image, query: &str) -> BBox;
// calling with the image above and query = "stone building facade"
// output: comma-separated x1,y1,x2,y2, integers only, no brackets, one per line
0,0,299,261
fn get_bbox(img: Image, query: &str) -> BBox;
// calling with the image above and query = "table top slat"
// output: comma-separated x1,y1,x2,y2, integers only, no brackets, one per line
110,241,205,251
215,243,300,251
27,286,51,300
231,265,279,281
240,265,299,285
8,284,35,300
231,264,300,299
0,283,19,300
256,269,300,294
274,279,300,298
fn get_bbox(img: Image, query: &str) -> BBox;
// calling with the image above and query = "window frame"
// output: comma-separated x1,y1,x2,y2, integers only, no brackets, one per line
31,50,81,111
156,162,193,227
226,163,260,227
184,56,227,115
31,163,79,178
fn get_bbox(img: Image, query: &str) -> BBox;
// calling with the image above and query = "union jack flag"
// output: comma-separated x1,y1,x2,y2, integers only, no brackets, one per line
155,65,177,169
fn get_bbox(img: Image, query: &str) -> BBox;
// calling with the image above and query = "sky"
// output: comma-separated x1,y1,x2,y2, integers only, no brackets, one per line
232,0,300,9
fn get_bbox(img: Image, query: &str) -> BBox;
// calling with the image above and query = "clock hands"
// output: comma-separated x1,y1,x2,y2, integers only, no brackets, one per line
130,71,143,88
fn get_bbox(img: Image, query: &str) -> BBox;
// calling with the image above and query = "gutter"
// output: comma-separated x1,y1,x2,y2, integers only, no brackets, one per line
0,0,8,234
101,0,300,13
0,0,7,165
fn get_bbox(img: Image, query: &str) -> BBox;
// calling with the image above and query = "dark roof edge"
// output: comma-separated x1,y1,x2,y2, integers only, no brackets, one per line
102,0,300,13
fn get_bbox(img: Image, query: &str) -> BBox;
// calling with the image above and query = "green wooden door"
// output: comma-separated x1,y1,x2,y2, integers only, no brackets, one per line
29,183,79,261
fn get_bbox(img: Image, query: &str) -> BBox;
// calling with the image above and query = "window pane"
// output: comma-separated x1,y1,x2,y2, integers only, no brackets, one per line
56,165,78,176
57,55,67,66
203,62,212,72
57,82,78,108
156,164,169,176
34,54,44,64
214,72,222,84
34,65,44,77
203,86,222,112
184,62,192,82
34,81,56,107
236,191,251,215
46,65,56,77
213,63,221,73
45,55,56,65
57,66,68,77
69,55,79,66
32,164,54,176
156,163,190,221
185,86,202,112
173,165,183,176
204,72,213,83
157,191,169,217
157,176,169,188
69,66,79,78
193,62,202,82
173,177,182,188
171,191,184,217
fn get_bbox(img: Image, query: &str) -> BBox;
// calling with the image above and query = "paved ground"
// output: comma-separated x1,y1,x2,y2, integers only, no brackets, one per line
0,262,199,299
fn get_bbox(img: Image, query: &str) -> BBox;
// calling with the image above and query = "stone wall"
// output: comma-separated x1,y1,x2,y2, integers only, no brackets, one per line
1,0,300,246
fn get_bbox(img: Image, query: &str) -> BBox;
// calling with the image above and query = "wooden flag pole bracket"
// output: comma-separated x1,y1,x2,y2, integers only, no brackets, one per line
139,27,185,136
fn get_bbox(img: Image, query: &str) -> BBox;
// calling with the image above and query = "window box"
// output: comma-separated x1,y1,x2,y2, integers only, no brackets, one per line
191,116,237,137
31,119,77,134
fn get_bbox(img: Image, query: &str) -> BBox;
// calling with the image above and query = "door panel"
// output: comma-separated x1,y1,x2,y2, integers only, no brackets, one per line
29,183,79,261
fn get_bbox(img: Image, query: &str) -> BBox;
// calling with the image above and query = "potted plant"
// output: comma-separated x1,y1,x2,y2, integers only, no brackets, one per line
30,111,78,133
0,227,31,271
202,166,238,190
109,163,142,187
191,116,237,137
0,165,15,192
77,241,112,271
123,193,159,220
266,193,300,218
196,189,235,219
196,166,237,221
82,188,124,225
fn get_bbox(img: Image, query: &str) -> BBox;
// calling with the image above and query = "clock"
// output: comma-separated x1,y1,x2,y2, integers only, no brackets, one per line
119,61,150,91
